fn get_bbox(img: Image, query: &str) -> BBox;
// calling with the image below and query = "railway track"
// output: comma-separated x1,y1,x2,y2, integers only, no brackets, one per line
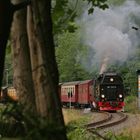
86,111,112,128
86,111,127,139
87,111,127,130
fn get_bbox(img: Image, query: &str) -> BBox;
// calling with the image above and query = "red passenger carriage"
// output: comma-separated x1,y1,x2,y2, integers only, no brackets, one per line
78,80,93,108
60,72,125,111
61,81,79,107
60,80,94,108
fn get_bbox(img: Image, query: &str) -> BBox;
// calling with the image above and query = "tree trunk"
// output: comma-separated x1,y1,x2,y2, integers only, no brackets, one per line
0,0,30,89
11,0,36,112
0,0,14,88
27,0,67,139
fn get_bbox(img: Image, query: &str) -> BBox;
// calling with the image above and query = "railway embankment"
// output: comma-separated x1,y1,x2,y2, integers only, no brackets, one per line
63,109,140,139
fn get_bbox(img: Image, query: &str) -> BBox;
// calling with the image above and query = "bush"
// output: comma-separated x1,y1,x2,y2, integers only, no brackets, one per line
124,95,140,113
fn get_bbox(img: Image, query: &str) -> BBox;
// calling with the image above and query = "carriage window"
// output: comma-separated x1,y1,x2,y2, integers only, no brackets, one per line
67,87,73,98
68,91,73,98
72,87,74,94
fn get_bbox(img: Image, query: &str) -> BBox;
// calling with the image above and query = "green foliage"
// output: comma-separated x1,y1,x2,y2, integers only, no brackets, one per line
52,0,108,33
56,31,92,82
122,60,140,96
0,103,66,140
136,0,140,4
3,41,13,87
67,119,98,140
107,0,126,6
82,0,108,14
116,134,133,140
67,120,135,140
52,0,78,33
124,95,140,113
104,131,133,140
67,127,98,140
125,95,136,104
0,103,24,137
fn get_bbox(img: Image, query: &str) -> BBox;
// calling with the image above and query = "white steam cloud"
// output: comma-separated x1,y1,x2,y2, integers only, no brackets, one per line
78,0,140,74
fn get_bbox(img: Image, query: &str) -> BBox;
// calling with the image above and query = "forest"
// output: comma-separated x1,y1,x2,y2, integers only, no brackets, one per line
5,0,140,95
0,0,140,139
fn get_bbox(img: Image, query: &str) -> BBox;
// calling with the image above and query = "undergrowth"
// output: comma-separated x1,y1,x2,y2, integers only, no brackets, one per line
125,95,140,113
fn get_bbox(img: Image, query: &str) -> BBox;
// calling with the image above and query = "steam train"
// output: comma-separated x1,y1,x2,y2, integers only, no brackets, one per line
60,72,125,111
0,72,125,111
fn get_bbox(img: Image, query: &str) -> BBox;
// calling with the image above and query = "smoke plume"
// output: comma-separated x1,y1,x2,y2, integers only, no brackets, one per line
78,0,140,74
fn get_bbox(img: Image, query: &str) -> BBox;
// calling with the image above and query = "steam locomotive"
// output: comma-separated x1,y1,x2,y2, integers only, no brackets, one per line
0,72,125,111
60,72,125,111
93,72,124,111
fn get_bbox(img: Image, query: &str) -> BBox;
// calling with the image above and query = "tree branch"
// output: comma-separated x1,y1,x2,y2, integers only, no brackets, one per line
13,0,31,11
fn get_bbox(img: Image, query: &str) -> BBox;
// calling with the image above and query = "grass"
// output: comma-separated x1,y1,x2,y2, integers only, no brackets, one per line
119,95,140,140
62,96,140,140
125,95,140,113
63,108,99,140
62,108,93,125
122,124,140,140
1,96,140,140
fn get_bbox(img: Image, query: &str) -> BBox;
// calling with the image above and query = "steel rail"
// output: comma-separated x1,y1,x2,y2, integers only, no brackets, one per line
87,112,127,130
86,111,112,129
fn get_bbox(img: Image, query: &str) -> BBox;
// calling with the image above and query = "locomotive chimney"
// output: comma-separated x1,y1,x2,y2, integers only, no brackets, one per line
99,57,109,74
136,70,140,109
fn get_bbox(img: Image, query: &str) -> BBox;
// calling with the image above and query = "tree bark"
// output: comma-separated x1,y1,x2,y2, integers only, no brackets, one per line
0,0,31,89
11,0,36,113
0,0,14,89
27,0,67,139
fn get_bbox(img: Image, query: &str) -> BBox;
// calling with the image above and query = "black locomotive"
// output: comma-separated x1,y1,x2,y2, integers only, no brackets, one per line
93,72,124,111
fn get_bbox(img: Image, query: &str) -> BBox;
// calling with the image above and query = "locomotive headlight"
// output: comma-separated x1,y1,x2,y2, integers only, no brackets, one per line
101,94,105,98
119,94,123,98
110,78,114,82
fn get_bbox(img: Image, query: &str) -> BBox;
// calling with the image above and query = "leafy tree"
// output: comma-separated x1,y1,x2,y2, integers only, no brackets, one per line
52,0,108,33
1,0,109,139
56,31,92,82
